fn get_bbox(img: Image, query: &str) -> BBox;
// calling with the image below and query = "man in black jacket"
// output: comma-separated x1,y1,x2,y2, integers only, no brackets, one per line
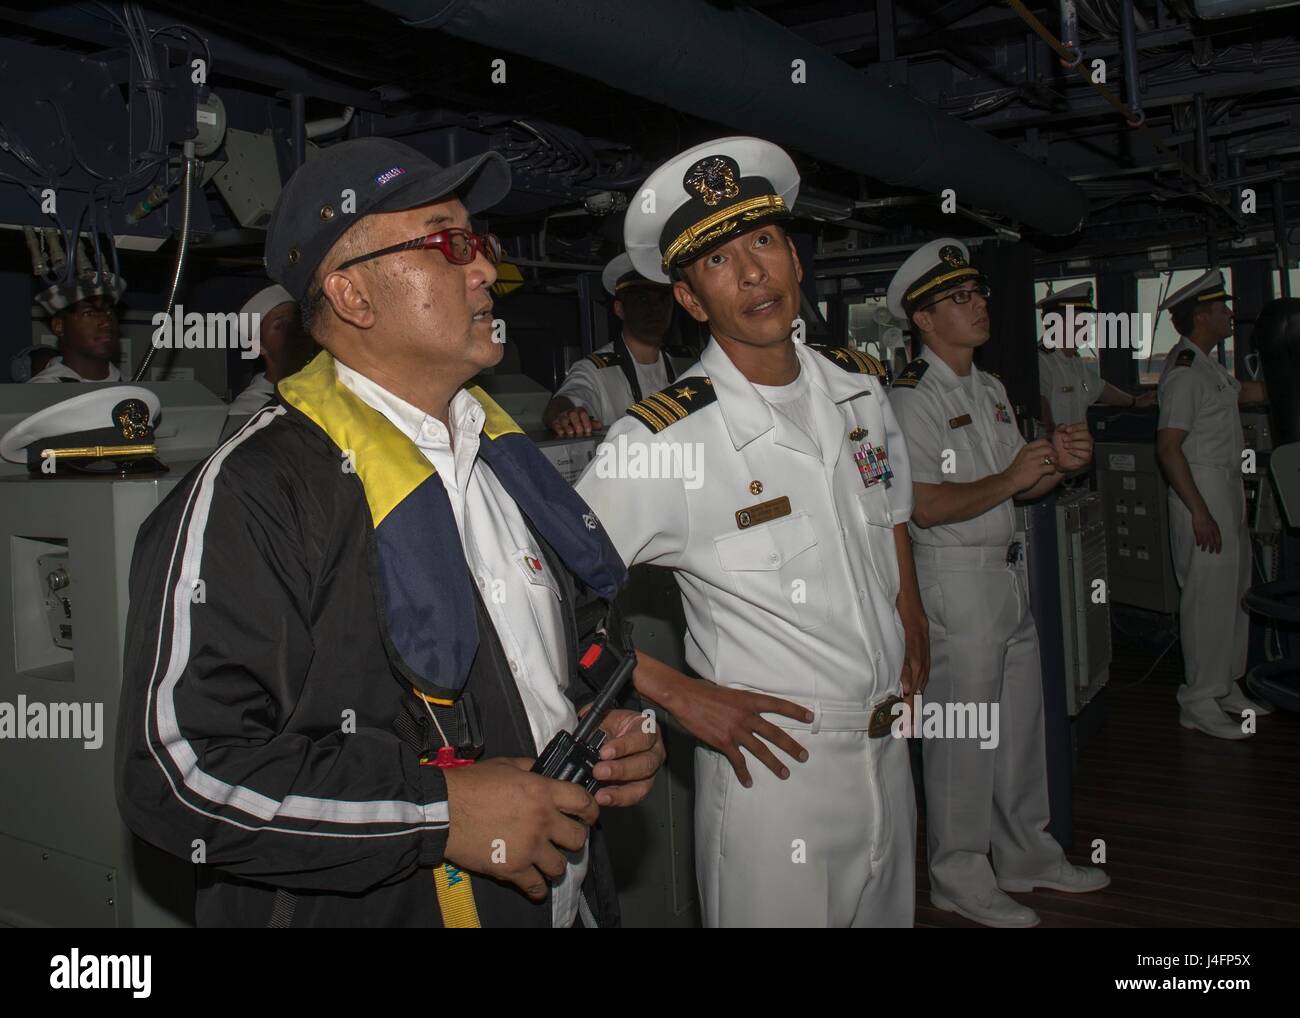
116,138,664,927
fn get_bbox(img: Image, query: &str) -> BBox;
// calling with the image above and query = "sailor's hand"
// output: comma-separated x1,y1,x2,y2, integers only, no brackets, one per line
1051,422,1093,471
586,707,665,807
1134,391,1157,408
1192,507,1222,553
443,757,598,902
899,612,930,696
550,407,603,438
1005,439,1059,492
671,682,812,788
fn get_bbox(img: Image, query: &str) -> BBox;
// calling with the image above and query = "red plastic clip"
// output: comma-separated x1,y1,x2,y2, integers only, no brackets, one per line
424,746,475,769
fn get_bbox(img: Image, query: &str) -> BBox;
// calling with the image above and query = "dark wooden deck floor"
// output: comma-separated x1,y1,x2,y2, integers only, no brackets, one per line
914,643,1300,928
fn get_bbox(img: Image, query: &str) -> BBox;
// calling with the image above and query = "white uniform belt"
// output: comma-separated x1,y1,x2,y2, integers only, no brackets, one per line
911,543,1017,568
773,702,878,734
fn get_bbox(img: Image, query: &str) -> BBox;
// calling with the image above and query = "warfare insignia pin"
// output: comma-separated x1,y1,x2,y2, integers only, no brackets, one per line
849,427,867,442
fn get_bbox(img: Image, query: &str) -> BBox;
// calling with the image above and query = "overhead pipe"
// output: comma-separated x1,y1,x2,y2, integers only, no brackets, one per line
371,0,1089,235
1119,0,1144,126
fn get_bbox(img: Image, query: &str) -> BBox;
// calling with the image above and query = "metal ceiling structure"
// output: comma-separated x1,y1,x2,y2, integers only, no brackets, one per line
0,1,1296,282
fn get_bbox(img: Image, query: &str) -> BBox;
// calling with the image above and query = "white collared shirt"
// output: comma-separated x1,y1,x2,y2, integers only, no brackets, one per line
27,357,122,384
228,373,275,415
576,338,913,711
1037,347,1102,426
887,344,1026,548
554,334,683,425
333,359,587,927
1157,336,1244,472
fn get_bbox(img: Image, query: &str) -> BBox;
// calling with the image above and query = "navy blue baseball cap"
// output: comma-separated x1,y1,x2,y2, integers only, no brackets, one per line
265,137,511,301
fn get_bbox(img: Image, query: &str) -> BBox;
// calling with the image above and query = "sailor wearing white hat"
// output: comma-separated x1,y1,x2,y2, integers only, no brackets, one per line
1035,282,1154,428
543,253,688,437
577,136,923,928
886,238,1108,928
1154,269,1271,738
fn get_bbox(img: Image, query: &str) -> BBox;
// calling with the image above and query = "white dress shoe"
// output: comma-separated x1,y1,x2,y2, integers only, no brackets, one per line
998,861,1110,894
930,888,1040,928
1180,707,1253,740
1219,683,1275,717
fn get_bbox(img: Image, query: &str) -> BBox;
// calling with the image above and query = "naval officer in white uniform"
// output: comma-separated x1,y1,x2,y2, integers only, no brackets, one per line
1036,281,1155,429
544,253,689,437
886,239,1109,928
1154,269,1271,739
576,137,927,927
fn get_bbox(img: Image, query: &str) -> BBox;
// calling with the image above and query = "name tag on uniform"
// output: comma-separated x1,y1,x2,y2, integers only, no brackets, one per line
948,414,972,429
1060,385,1074,393
736,496,791,530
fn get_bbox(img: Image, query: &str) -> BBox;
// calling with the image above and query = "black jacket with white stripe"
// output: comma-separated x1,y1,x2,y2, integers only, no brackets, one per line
114,403,622,927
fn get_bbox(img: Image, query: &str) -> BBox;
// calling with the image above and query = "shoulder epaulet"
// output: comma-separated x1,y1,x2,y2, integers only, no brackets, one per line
586,351,612,369
625,376,717,433
808,343,886,376
890,357,928,389
1174,348,1195,367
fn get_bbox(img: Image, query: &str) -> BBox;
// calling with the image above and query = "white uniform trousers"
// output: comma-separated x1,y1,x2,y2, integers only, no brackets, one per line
693,709,915,928
914,548,1064,901
1168,467,1250,715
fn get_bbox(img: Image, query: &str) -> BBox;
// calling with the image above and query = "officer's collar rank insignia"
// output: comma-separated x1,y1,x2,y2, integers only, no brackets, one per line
891,358,929,389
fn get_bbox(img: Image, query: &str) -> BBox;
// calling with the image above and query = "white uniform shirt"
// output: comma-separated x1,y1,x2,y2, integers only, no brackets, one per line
228,373,275,415
1157,336,1244,472
1037,348,1102,426
576,338,913,711
28,357,122,383
334,361,587,927
554,336,683,426
888,345,1025,549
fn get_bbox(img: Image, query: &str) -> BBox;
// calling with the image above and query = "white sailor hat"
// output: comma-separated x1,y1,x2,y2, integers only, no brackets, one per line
1158,269,1231,315
625,136,800,284
1037,280,1095,312
0,386,164,475
886,238,986,319
601,253,663,296
238,283,295,348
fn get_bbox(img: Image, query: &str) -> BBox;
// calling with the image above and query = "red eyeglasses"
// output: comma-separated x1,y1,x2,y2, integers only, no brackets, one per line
335,227,503,271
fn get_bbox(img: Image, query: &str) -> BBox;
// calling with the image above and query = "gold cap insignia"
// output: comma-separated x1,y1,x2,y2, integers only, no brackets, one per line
114,399,151,441
684,155,741,207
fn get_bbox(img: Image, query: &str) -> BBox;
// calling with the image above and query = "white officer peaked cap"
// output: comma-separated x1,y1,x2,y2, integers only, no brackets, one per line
600,252,662,296
1158,269,1231,314
1037,280,1094,311
625,136,800,284
886,238,983,319
0,386,161,465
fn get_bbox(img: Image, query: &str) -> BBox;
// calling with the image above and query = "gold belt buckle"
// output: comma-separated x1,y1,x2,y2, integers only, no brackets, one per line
868,695,905,738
